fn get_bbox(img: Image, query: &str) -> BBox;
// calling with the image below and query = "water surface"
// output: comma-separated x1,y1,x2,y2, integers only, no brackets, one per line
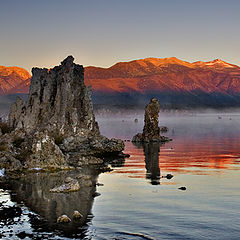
1,112,240,239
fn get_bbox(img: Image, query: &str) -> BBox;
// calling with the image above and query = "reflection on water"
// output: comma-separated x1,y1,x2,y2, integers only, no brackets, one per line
143,143,161,185
101,113,240,182
133,142,161,185
1,167,102,239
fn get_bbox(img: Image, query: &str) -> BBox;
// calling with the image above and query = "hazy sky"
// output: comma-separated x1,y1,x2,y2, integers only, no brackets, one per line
1,0,240,72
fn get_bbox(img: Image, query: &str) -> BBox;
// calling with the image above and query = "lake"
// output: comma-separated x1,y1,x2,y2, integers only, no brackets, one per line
1,112,240,239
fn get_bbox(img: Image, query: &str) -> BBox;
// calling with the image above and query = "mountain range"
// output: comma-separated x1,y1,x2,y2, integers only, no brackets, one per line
1,57,240,108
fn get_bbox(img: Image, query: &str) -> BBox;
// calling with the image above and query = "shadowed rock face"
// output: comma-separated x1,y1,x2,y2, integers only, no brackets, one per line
132,98,170,143
9,56,99,136
0,56,124,172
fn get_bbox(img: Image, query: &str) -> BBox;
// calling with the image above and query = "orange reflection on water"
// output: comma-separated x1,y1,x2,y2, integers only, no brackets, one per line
114,135,240,182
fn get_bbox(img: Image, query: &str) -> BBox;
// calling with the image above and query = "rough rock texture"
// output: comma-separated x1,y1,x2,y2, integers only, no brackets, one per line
132,98,170,143
9,56,99,136
27,130,69,170
8,97,24,130
1,56,125,173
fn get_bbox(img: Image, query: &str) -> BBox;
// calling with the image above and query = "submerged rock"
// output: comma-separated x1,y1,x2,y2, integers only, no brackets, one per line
50,177,80,193
2,56,125,173
57,215,71,223
72,211,83,220
132,98,171,143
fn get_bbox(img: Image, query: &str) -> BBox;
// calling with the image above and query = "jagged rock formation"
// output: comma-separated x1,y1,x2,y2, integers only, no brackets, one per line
0,56,125,173
132,98,170,143
8,56,99,136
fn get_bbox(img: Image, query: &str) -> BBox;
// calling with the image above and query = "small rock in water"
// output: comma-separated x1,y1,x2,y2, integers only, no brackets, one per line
162,174,174,179
134,118,138,123
57,215,71,223
72,211,83,220
178,187,187,191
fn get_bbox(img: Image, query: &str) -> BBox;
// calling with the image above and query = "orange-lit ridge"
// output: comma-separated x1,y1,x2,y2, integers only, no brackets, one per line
1,57,240,95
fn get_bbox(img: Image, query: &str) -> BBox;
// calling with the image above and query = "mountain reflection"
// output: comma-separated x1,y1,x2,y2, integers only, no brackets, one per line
7,167,102,238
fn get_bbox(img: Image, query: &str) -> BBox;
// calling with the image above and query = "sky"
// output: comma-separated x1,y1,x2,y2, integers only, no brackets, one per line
0,0,240,72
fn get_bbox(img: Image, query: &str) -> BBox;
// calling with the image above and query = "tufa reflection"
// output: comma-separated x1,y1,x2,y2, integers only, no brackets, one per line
133,142,161,185
6,166,103,238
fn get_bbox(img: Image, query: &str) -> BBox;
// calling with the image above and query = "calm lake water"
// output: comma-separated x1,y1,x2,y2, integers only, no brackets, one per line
1,112,240,239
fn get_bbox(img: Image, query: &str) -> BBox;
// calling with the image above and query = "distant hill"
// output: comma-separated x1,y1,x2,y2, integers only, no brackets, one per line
2,57,240,108
0,66,31,95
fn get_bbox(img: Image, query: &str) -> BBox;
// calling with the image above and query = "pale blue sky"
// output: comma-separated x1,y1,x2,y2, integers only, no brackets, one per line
0,0,240,71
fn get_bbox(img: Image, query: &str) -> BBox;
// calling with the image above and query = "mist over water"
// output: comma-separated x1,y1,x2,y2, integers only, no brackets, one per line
96,109,240,139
